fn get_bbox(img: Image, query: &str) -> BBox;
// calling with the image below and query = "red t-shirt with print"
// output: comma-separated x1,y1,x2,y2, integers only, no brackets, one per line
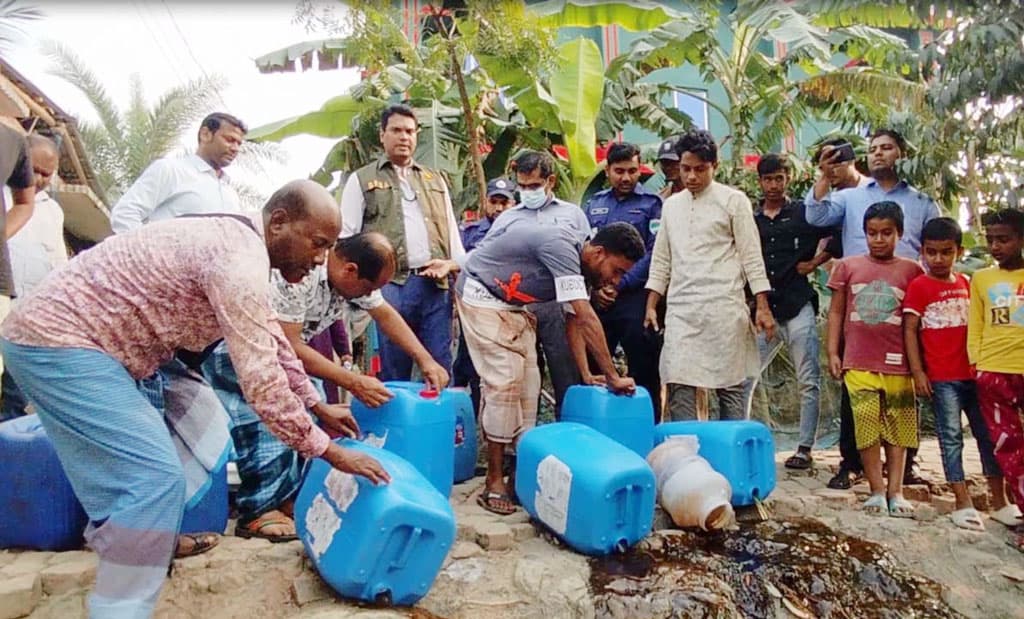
902,272,973,382
827,255,924,374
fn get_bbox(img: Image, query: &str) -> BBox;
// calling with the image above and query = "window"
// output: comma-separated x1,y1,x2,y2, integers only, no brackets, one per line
673,90,709,131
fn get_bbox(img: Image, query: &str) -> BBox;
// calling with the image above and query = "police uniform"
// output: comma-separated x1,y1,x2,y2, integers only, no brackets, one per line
584,184,664,417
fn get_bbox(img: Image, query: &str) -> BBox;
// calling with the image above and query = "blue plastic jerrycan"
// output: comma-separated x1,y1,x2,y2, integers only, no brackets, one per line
352,381,456,496
179,460,229,535
0,415,88,551
295,439,456,606
384,381,477,483
561,385,655,457
516,422,656,555
449,389,478,483
655,420,776,506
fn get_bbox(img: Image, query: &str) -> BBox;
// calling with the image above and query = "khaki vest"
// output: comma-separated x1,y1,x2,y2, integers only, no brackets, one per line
355,157,452,286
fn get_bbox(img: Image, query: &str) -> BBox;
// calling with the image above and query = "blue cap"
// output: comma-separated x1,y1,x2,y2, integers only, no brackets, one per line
486,178,516,200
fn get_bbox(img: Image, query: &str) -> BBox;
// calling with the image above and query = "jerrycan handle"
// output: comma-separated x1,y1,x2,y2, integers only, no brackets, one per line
390,526,424,569
614,484,636,527
744,438,760,480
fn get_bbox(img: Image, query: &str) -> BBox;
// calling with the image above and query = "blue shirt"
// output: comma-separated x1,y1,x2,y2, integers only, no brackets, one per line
583,186,662,292
804,179,941,259
460,217,492,253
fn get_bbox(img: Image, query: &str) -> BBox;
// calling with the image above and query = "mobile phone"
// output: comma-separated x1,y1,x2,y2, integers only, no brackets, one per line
831,142,856,163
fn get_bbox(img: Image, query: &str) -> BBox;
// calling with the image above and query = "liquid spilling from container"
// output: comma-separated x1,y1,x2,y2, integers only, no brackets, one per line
589,518,961,618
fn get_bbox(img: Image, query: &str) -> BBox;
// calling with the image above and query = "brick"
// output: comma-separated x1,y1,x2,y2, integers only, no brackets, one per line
291,572,333,606
449,541,484,560
812,488,859,508
932,495,957,515
39,553,98,595
510,523,538,541
913,504,938,522
902,485,932,503
1,552,54,578
770,496,804,519
456,516,492,542
969,486,991,512
0,573,41,619
475,522,514,551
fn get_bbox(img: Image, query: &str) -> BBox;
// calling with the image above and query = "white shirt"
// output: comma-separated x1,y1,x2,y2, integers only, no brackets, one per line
271,265,385,342
646,181,770,388
110,154,241,233
339,168,465,268
6,189,67,298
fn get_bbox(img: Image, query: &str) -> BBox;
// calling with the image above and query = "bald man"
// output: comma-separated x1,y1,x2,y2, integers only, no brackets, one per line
1,180,389,619
2,135,68,420
202,231,449,541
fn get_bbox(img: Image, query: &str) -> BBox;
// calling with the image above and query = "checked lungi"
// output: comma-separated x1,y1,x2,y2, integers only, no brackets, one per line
454,295,540,444
1,341,229,619
201,342,307,523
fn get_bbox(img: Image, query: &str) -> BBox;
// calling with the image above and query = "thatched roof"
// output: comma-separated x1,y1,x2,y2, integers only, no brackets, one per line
0,57,111,242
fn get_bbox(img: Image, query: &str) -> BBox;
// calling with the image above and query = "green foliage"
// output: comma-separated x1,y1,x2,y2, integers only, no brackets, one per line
45,42,225,201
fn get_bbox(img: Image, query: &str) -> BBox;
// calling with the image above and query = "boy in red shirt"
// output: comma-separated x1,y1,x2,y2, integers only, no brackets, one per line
903,217,1014,531
827,201,923,517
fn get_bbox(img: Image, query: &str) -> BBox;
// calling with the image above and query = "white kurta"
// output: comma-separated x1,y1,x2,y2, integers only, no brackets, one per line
646,181,771,388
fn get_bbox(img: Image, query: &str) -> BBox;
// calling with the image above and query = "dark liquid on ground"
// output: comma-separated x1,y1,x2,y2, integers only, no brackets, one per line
589,518,962,618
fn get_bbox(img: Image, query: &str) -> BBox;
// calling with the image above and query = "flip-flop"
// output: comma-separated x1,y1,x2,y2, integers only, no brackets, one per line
477,490,516,516
990,505,1024,528
888,495,915,519
784,451,813,470
175,532,220,558
235,512,298,543
862,494,887,516
950,507,986,532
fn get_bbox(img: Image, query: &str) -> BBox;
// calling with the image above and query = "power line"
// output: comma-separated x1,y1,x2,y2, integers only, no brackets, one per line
157,0,276,183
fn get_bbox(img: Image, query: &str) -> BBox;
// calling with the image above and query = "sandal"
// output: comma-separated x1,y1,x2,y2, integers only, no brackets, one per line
175,532,220,558
991,505,1024,528
784,451,813,470
862,494,887,516
888,494,915,518
476,490,516,516
950,507,986,532
827,467,860,490
902,469,930,487
235,510,298,543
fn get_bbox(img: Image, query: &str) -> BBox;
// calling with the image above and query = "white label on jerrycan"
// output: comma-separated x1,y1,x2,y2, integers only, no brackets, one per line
534,455,572,535
363,430,388,449
306,493,342,560
325,469,359,512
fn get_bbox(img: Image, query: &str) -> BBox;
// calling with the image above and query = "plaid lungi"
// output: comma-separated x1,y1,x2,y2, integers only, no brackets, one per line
200,342,306,522
455,295,540,444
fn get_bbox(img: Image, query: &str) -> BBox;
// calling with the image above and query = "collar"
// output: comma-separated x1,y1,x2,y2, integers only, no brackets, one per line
377,155,422,172
865,178,908,192
247,212,266,240
755,197,799,217
595,184,653,200
188,154,230,180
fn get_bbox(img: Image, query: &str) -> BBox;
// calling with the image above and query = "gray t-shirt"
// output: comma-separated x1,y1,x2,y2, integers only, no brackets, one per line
456,217,588,310
483,197,591,246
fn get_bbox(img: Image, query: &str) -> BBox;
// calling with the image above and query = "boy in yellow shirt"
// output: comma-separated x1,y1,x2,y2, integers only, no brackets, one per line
968,208,1024,549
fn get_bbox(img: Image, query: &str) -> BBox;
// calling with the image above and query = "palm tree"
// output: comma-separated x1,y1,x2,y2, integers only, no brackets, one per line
44,42,226,202
0,0,41,52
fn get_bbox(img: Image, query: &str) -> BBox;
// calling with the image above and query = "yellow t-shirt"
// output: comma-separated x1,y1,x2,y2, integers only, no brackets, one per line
967,266,1024,373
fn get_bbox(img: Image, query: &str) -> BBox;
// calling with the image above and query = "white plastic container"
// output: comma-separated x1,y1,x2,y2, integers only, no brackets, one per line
646,436,734,531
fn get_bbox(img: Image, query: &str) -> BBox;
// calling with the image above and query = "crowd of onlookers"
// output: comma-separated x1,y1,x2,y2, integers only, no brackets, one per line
0,105,1022,617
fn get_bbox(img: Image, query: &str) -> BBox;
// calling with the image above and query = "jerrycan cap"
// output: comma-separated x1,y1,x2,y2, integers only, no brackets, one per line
419,388,440,399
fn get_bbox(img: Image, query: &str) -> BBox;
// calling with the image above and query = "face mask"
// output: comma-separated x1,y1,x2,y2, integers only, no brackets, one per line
519,187,548,210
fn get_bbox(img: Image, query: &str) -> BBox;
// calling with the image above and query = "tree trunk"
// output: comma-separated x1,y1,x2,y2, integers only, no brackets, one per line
434,14,488,212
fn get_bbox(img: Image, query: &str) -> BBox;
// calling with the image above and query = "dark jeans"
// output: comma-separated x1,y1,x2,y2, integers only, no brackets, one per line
0,368,29,421
530,300,580,418
378,275,452,380
452,331,481,418
596,288,663,420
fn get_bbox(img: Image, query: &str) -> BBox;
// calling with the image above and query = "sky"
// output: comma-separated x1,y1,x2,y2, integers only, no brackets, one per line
5,1,359,204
